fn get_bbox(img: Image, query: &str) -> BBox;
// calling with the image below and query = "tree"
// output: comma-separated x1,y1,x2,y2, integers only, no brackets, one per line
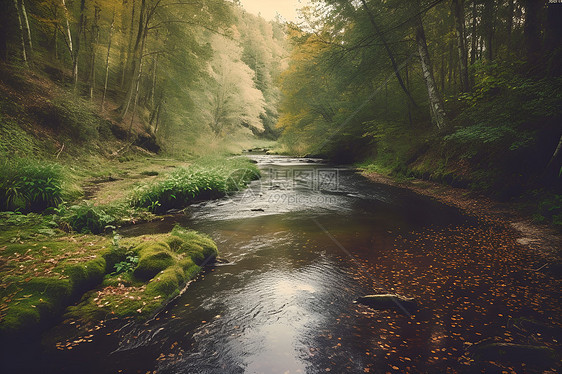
203,34,266,136
415,8,447,128
452,0,469,91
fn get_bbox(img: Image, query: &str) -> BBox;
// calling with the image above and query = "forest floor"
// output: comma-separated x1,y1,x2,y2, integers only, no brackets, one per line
362,171,562,263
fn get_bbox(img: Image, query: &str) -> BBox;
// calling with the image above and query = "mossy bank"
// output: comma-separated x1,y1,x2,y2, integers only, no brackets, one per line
0,213,217,339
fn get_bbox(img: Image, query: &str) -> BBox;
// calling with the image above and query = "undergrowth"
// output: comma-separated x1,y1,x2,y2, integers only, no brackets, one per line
131,157,260,213
0,159,64,213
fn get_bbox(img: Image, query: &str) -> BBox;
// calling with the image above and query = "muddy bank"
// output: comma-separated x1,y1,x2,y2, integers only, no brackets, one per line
362,171,562,262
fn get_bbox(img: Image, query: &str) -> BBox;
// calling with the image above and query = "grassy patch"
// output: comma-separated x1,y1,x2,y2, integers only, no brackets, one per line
131,157,260,213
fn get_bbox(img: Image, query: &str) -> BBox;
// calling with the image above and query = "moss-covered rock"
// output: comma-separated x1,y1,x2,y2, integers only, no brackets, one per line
66,227,218,323
133,242,175,281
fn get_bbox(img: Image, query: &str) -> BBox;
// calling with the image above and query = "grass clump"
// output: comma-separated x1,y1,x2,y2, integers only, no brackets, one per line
57,202,117,234
131,157,260,213
0,159,64,213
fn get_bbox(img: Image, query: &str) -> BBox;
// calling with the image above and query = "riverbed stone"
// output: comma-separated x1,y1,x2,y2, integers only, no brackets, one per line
355,294,417,312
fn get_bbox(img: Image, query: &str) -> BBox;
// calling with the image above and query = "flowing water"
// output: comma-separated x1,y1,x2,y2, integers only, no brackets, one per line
9,155,560,373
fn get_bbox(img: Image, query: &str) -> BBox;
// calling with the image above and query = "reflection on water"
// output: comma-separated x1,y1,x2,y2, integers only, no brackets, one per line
15,155,558,373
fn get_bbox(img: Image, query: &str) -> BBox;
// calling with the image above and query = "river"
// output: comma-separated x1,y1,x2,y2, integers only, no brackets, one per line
9,155,561,373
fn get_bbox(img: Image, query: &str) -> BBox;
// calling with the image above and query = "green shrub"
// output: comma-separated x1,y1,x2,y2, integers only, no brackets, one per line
536,194,562,228
60,202,116,234
0,159,64,212
131,157,260,213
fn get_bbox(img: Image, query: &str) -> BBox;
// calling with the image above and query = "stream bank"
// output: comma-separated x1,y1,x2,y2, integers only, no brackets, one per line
362,171,562,263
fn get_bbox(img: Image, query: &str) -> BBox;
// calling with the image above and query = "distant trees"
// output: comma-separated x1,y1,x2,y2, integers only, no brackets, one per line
278,0,562,168
0,0,288,153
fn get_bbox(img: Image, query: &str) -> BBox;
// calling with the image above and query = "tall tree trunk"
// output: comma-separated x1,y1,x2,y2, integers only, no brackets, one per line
89,5,101,99
507,0,514,51
440,52,445,92
127,57,144,139
448,40,454,91
61,0,73,61
452,0,470,91
122,0,136,88
102,8,115,110
405,61,413,127
482,0,495,61
21,0,32,52
121,0,148,119
13,0,27,64
524,0,544,67
359,0,419,108
545,1,562,75
416,14,447,129
150,53,158,108
118,0,129,88
73,0,87,88
470,0,478,64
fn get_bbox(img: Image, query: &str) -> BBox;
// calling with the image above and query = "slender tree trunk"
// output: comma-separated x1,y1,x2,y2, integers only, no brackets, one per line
61,0,73,61
482,0,495,61
359,0,419,108
448,40,454,91
13,0,27,64
122,0,136,88
439,53,445,92
121,0,148,119
507,0,514,51
154,100,161,134
452,0,470,91
118,0,128,89
51,5,59,60
150,53,158,108
89,6,101,99
102,9,115,110
470,0,477,64
405,62,413,127
21,0,32,52
127,55,145,139
73,0,87,88
416,14,447,129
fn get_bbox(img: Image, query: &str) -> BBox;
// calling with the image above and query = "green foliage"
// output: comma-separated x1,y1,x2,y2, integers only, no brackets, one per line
131,157,260,213
0,159,64,213
535,194,562,228
113,253,139,275
450,64,562,156
58,202,117,234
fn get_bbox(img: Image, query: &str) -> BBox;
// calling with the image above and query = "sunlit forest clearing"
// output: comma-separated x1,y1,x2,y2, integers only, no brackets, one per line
0,0,561,372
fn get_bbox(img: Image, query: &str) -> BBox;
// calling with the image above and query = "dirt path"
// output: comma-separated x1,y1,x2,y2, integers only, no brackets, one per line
81,158,191,206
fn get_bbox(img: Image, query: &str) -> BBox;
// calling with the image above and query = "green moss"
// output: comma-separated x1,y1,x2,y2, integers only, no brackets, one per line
66,227,217,323
62,257,106,294
146,265,187,297
133,242,175,281
171,226,218,265
0,278,72,334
